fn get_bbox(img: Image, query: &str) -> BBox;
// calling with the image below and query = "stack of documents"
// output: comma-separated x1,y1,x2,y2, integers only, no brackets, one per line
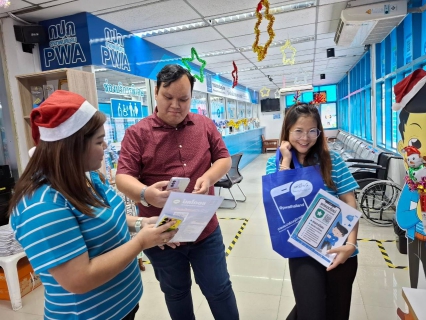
0,224,23,256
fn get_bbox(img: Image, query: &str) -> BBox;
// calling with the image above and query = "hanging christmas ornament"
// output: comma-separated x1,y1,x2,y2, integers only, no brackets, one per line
232,61,238,88
274,89,280,99
280,39,297,65
282,76,286,88
294,68,308,85
181,47,207,83
252,0,276,62
293,90,301,104
260,86,271,97
0,0,10,8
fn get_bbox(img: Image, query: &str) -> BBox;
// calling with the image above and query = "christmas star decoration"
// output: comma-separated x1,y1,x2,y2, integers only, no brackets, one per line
181,47,207,83
280,39,297,65
232,61,238,88
260,86,270,97
294,68,308,85
274,89,280,99
252,0,276,62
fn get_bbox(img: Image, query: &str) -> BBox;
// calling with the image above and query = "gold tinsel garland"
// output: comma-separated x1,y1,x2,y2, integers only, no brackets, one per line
252,0,276,62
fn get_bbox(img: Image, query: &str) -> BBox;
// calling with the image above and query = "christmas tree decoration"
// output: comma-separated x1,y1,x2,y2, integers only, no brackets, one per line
181,47,207,83
232,61,238,88
0,0,10,8
252,0,276,62
260,86,271,97
280,39,297,65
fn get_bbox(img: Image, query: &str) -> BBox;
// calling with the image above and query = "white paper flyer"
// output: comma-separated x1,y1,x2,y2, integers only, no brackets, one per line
155,192,224,242
288,189,361,267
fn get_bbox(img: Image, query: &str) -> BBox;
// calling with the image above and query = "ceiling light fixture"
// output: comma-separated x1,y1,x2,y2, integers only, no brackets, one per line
216,59,314,75
279,84,313,93
135,1,316,38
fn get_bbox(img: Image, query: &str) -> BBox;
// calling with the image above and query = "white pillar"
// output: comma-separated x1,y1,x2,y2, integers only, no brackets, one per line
0,18,42,172
370,45,377,148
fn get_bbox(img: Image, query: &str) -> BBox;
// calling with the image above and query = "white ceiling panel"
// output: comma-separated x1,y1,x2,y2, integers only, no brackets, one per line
317,2,347,23
203,52,246,64
214,8,316,38
147,28,222,48
40,0,77,7
164,39,234,56
316,20,339,35
319,0,347,4
0,0,30,15
186,0,297,18
99,1,201,32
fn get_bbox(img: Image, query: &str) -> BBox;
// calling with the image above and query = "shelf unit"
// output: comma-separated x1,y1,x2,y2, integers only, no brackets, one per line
16,69,98,148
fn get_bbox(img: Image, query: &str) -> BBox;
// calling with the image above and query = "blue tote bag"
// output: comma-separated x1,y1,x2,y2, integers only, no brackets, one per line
262,149,325,258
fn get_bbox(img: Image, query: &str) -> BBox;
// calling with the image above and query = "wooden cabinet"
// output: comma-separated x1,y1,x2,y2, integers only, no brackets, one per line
16,69,98,148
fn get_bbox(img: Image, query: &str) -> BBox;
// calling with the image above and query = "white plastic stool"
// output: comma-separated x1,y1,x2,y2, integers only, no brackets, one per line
0,251,26,311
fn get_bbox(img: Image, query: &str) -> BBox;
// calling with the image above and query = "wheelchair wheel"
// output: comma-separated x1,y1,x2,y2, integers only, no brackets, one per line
357,180,401,227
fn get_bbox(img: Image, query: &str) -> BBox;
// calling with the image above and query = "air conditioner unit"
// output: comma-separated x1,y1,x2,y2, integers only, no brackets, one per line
334,1,407,47
279,84,313,94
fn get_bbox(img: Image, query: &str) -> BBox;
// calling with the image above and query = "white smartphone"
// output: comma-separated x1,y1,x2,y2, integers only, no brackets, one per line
166,177,190,192
270,182,293,224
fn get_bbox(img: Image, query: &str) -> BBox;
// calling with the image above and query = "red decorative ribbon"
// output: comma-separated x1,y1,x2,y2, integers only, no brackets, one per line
232,61,238,88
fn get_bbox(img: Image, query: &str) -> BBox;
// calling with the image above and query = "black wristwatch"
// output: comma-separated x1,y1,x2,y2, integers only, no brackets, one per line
140,186,150,207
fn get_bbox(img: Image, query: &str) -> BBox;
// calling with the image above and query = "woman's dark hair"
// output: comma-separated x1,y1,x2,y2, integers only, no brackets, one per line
280,103,336,190
335,222,348,236
156,64,195,93
8,111,107,217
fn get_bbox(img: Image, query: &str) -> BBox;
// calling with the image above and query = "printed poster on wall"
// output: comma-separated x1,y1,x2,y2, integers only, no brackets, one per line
237,101,246,119
320,103,337,129
210,95,226,121
227,99,237,120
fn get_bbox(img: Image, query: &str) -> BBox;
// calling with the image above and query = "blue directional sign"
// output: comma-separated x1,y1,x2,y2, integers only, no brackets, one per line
110,98,146,119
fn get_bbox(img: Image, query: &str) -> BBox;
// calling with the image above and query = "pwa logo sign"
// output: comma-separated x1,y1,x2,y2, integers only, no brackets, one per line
101,28,130,72
44,20,86,68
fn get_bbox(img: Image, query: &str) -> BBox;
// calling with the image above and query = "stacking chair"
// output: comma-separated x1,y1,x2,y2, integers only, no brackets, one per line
214,153,246,209
261,135,279,153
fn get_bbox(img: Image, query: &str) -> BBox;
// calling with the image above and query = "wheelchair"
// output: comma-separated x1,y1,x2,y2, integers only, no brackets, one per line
349,153,403,227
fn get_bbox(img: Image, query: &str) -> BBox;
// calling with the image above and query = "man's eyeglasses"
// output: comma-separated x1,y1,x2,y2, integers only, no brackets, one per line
290,128,321,140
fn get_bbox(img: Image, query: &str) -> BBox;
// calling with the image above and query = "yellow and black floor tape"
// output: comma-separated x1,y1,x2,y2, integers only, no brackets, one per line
225,219,249,257
143,218,250,264
357,238,408,270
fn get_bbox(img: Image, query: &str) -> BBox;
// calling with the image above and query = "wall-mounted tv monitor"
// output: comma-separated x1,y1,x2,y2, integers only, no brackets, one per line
261,98,280,112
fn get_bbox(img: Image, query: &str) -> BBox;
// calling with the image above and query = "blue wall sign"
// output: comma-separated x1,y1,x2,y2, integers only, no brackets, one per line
110,99,145,119
39,13,92,69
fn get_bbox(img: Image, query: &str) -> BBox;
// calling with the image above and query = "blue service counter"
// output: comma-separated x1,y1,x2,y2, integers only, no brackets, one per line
222,127,265,169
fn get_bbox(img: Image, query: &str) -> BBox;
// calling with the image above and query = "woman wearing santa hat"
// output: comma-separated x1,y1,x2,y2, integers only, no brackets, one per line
8,90,178,320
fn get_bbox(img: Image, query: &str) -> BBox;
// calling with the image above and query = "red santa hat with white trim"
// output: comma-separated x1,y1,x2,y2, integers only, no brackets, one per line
28,90,97,156
392,69,426,111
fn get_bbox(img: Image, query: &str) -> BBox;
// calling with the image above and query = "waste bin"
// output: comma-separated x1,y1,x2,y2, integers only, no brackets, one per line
393,217,407,255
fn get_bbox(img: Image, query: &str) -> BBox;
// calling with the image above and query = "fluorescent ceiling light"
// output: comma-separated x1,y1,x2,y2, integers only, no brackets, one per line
134,1,316,38
279,84,313,93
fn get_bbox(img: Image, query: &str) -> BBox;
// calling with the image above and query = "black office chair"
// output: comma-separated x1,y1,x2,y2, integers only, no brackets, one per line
214,153,246,209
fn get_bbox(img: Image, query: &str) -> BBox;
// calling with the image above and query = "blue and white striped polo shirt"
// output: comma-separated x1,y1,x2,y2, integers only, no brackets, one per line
11,171,142,320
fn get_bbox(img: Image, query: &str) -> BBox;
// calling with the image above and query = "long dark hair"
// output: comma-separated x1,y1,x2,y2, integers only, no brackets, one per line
9,111,107,216
280,104,336,190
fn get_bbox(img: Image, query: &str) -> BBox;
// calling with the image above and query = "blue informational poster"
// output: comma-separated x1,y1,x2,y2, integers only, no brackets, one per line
288,189,361,267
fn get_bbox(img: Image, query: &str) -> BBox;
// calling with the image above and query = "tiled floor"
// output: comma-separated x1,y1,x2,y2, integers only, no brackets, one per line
0,154,411,319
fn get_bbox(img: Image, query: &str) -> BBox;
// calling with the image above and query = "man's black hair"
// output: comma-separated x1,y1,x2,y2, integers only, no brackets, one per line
156,64,195,93
334,222,348,236
398,84,426,140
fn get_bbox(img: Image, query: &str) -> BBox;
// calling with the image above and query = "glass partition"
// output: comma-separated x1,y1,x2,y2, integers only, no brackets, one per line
210,95,226,121
227,99,237,120
237,101,246,119
190,91,208,117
